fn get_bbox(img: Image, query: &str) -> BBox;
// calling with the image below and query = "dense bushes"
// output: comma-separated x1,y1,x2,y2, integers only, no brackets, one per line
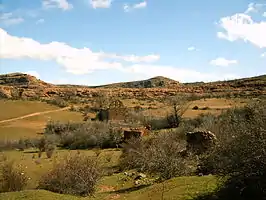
44,98,69,108
0,155,28,192
0,138,39,151
194,100,266,200
119,130,195,180
38,153,102,196
125,111,181,130
44,121,123,149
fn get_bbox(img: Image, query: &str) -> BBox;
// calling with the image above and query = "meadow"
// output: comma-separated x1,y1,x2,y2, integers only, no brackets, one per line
0,96,263,200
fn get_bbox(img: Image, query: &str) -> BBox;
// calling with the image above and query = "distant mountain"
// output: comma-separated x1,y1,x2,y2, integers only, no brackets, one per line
0,73,53,88
90,76,182,88
0,72,265,90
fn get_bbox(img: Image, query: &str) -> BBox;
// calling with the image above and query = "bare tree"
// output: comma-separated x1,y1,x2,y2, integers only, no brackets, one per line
166,94,192,128
93,92,110,110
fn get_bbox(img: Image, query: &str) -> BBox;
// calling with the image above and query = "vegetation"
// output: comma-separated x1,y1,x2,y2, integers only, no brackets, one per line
38,153,103,196
194,100,266,200
0,74,265,200
43,121,123,149
0,155,29,192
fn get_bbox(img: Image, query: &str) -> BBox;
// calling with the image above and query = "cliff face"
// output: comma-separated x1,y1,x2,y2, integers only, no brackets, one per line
0,73,265,100
0,73,53,88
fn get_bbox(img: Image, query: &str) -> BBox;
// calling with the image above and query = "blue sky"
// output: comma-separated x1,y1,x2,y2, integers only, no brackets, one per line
0,0,265,85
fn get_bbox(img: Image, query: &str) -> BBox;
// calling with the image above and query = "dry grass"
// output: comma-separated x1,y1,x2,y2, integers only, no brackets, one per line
0,100,60,121
142,98,247,118
0,109,83,140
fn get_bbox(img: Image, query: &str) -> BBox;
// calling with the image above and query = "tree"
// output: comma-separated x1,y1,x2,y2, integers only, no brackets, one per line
166,94,192,128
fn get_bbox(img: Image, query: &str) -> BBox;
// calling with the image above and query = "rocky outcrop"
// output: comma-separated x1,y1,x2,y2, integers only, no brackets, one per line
185,130,217,155
0,73,265,100
123,127,150,141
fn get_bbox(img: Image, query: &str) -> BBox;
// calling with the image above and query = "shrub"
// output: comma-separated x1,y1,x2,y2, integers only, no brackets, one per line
195,100,266,200
201,106,210,110
45,98,69,108
0,138,39,151
0,158,28,192
38,154,103,196
119,130,195,180
192,105,199,110
35,135,58,158
44,121,123,149
125,111,179,130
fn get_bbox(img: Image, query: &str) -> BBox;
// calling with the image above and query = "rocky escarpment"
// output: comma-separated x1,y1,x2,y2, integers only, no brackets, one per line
0,73,53,88
0,73,265,100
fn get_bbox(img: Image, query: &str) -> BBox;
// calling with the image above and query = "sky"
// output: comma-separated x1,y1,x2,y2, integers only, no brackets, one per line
0,0,265,86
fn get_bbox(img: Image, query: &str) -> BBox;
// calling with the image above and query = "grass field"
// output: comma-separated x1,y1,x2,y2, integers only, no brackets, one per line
0,100,83,140
0,100,61,121
0,148,217,200
0,98,243,199
142,98,247,118
2,149,122,189
0,175,217,200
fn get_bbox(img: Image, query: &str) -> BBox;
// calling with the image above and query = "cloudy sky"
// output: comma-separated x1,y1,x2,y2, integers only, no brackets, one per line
0,0,265,86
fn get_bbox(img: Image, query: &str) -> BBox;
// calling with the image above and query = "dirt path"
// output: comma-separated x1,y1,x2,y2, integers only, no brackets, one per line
0,107,70,124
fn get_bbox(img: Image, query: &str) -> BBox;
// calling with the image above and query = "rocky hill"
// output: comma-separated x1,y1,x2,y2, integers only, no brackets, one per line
0,73,53,88
0,73,265,100
92,76,182,89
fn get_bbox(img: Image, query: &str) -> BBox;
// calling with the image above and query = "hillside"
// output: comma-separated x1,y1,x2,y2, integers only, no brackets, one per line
91,76,182,88
0,73,53,88
0,73,265,100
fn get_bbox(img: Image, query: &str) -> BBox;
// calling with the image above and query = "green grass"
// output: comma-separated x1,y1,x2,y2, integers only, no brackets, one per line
0,100,60,121
0,175,217,200
2,149,122,189
0,149,217,200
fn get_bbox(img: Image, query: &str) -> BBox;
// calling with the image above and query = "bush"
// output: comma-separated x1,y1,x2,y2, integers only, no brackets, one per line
195,100,266,200
44,121,123,149
0,138,39,151
36,135,57,158
192,105,199,110
38,154,103,196
0,158,28,192
44,98,69,108
125,111,179,130
119,130,195,180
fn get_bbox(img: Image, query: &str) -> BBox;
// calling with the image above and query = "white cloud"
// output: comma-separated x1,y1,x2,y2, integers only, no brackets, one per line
90,0,112,9
0,28,157,75
187,46,199,51
217,13,266,48
25,71,40,79
244,3,265,14
123,4,130,12
0,28,239,83
187,47,195,51
42,0,73,11
124,1,147,12
261,52,266,57
36,19,45,24
210,57,238,67
263,12,266,17
99,53,160,63
133,1,147,9
0,13,24,26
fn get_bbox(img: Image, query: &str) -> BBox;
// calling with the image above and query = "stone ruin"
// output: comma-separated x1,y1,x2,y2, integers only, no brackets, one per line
122,125,151,141
185,130,217,155
86,99,129,122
